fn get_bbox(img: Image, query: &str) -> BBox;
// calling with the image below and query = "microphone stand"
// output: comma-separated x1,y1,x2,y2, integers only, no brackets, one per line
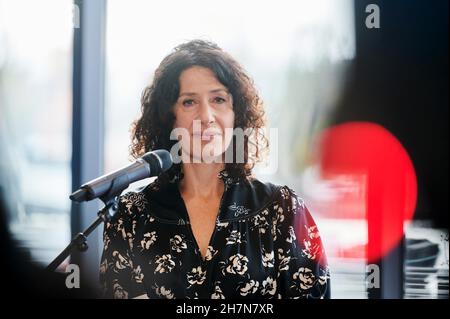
46,174,129,272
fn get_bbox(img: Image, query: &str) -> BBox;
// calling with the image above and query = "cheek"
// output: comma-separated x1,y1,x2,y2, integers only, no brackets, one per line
230,112,235,127
221,111,235,147
173,107,191,129
223,108,235,128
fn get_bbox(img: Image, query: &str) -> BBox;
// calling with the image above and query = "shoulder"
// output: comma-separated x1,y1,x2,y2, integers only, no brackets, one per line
118,187,150,215
249,180,310,228
111,182,158,224
244,178,306,211
235,177,308,218
243,177,284,202
276,185,307,214
221,177,282,218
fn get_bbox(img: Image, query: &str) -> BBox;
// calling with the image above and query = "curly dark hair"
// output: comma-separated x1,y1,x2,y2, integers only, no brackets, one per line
130,39,268,183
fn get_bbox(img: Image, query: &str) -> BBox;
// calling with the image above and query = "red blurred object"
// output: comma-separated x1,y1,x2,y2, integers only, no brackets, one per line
317,122,417,262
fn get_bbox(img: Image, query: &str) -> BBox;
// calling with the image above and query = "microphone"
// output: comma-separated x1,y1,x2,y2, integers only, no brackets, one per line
70,150,173,202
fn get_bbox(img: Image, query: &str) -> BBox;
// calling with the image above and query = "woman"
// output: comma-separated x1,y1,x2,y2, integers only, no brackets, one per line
100,40,330,299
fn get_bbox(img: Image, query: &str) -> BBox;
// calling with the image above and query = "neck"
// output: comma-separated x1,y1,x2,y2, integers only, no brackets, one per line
179,163,225,199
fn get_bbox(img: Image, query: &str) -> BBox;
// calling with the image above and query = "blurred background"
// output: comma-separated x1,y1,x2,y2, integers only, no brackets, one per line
0,0,447,298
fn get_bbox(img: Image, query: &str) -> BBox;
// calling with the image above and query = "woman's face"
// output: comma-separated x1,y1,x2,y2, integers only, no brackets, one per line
173,66,235,163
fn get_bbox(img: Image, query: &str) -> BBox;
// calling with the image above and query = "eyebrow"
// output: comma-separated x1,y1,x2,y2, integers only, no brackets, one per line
178,88,229,98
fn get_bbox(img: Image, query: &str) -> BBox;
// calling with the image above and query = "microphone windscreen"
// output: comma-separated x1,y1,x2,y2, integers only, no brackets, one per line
142,150,173,174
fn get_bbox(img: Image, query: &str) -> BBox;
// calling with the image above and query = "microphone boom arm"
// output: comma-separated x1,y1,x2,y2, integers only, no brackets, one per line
46,174,129,272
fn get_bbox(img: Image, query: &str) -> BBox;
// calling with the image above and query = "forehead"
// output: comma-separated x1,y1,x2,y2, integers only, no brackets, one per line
178,66,226,92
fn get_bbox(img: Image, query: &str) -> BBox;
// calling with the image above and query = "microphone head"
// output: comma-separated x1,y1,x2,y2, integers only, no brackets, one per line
142,149,173,174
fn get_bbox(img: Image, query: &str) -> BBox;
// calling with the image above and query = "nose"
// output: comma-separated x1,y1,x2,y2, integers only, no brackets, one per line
198,100,215,126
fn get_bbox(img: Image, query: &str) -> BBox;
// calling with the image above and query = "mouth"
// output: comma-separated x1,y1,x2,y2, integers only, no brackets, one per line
193,131,222,141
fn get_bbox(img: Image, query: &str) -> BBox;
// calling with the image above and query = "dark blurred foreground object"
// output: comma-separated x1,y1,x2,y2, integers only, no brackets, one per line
330,0,448,299
0,185,97,298
334,0,448,228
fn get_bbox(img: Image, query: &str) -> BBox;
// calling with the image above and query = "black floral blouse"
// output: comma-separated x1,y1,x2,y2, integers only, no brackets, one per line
99,171,330,299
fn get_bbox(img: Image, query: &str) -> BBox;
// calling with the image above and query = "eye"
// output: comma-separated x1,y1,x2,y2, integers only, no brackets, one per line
182,99,195,107
213,96,226,104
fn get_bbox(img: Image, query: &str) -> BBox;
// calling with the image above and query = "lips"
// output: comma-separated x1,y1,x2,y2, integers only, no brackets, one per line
193,130,222,141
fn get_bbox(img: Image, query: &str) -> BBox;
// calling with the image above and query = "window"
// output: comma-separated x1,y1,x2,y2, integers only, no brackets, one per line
0,0,73,265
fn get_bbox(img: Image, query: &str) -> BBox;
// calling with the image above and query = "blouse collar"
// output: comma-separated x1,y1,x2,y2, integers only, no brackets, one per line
145,172,280,224
170,166,242,186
